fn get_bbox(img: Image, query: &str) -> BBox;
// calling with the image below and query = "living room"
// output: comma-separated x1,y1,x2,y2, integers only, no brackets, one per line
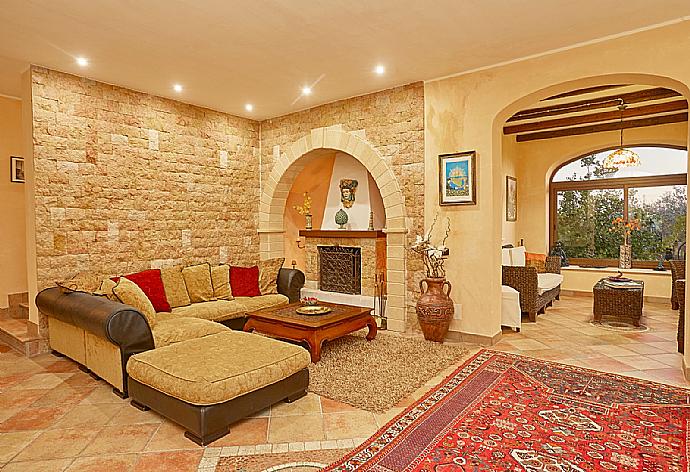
1,2,690,471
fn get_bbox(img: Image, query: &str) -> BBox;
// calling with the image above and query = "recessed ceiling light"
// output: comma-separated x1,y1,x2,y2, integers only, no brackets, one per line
374,64,385,75
75,57,89,67
173,84,183,93
245,103,254,112
301,86,312,96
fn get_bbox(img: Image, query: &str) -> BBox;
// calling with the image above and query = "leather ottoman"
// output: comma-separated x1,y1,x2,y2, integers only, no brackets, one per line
126,330,310,445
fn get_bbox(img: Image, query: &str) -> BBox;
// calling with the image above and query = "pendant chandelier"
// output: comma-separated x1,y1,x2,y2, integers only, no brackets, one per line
603,99,641,169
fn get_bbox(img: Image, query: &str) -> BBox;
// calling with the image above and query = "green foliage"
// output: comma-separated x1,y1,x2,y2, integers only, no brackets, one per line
557,186,686,261
556,154,686,261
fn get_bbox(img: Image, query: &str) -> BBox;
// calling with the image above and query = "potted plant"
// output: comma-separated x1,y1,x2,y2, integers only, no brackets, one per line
293,192,313,230
609,216,640,269
410,215,453,342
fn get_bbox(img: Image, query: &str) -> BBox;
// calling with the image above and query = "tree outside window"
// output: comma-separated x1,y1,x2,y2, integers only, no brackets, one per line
551,146,687,267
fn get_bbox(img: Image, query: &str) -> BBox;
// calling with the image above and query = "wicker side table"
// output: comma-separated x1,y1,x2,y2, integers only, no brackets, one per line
593,279,644,327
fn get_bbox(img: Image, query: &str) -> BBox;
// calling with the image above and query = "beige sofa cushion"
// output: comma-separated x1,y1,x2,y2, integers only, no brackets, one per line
235,294,290,313
152,317,229,348
169,300,247,322
258,258,284,295
127,331,311,405
160,266,191,308
182,263,214,303
211,264,233,300
113,277,157,327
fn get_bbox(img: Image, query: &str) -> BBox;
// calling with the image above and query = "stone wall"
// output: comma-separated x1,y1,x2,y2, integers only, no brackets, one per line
31,67,261,293
260,83,425,327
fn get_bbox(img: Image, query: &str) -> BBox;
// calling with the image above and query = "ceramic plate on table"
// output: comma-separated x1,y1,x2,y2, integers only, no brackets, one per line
296,306,332,316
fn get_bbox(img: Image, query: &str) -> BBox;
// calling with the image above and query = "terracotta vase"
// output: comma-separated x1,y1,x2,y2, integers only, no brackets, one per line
416,277,454,342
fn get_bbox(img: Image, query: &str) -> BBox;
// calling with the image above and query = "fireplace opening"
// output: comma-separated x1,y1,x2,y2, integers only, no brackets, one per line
318,246,362,295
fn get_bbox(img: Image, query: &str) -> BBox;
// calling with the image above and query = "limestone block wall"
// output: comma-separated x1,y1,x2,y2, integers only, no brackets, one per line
260,83,425,328
30,67,261,295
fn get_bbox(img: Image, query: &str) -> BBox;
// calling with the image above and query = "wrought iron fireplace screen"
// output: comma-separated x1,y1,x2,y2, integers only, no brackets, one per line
318,246,362,295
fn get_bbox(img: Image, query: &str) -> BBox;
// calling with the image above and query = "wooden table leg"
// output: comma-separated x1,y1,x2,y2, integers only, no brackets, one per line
365,316,377,341
307,335,323,363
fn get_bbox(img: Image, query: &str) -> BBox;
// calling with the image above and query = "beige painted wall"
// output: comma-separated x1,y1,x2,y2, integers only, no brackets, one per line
425,21,690,341
561,267,671,300
284,151,336,271
502,135,519,247
513,122,688,253
0,96,27,308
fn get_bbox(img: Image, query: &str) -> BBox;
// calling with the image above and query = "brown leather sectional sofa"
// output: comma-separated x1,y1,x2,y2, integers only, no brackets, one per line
37,268,305,395
36,268,310,444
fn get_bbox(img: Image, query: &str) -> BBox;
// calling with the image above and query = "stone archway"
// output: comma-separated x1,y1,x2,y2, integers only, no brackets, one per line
257,126,409,332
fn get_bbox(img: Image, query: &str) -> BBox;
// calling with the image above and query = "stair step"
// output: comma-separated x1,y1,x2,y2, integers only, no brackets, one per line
0,318,42,357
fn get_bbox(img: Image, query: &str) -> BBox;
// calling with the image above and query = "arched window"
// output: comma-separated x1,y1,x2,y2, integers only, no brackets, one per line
550,146,687,268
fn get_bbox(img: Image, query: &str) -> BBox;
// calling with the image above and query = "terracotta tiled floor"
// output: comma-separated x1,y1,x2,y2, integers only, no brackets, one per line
0,293,686,471
495,293,689,387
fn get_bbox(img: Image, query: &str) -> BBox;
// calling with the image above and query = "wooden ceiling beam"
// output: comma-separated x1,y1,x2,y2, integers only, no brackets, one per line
504,100,688,135
508,87,681,122
515,113,688,142
543,85,626,101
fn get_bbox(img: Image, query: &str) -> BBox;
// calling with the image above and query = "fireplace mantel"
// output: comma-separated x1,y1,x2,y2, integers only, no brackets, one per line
299,229,386,239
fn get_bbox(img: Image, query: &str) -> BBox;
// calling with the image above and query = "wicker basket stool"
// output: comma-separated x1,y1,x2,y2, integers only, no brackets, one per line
592,278,644,327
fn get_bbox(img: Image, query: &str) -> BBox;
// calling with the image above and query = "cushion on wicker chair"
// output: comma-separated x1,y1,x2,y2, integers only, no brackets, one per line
537,273,563,295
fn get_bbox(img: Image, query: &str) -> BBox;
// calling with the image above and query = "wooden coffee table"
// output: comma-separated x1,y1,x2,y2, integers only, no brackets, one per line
243,302,377,362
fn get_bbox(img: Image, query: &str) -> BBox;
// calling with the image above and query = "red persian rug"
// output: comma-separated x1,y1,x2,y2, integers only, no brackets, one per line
324,350,690,471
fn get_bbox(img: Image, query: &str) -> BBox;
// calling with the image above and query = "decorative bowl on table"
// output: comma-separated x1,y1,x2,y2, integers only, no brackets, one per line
607,271,632,283
296,305,332,316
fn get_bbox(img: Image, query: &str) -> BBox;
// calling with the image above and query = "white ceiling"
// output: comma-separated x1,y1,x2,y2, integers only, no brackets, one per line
0,1,689,119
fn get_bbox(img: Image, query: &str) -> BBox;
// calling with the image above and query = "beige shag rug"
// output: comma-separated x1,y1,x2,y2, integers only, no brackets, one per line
308,331,469,413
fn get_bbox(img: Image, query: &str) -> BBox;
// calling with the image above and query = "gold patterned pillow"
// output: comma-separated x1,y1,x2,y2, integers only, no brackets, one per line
160,266,191,308
56,271,102,294
258,258,285,295
211,264,233,300
181,263,214,303
94,278,118,301
112,277,157,327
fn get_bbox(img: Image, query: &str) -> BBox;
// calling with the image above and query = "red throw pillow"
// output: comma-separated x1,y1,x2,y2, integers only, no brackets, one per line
113,269,171,312
230,266,260,297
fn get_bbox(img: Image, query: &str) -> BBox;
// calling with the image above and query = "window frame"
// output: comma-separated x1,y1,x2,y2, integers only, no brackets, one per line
549,145,688,269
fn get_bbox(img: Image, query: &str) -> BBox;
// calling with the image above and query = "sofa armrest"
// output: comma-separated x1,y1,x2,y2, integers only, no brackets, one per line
277,268,306,303
36,287,155,356
545,256,561,274
502,265,538,312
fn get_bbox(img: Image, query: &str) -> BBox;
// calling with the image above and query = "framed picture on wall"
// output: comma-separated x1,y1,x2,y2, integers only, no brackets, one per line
10,156,24,183
439,151,477,205
506,176,517,221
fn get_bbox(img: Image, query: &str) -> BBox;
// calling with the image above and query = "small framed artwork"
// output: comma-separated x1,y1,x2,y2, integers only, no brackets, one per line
506,176,517,221
10,156,24,183
439,151,477,205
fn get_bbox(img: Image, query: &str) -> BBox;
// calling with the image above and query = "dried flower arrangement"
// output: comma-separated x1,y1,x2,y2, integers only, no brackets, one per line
410,214,451,278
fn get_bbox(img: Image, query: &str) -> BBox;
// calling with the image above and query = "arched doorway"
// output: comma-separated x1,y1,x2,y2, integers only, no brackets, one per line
257,127,409,332
493,74,690,378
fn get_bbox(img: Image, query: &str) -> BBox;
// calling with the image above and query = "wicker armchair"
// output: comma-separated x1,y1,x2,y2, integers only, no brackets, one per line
502,256,562,322
670,260,685,310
